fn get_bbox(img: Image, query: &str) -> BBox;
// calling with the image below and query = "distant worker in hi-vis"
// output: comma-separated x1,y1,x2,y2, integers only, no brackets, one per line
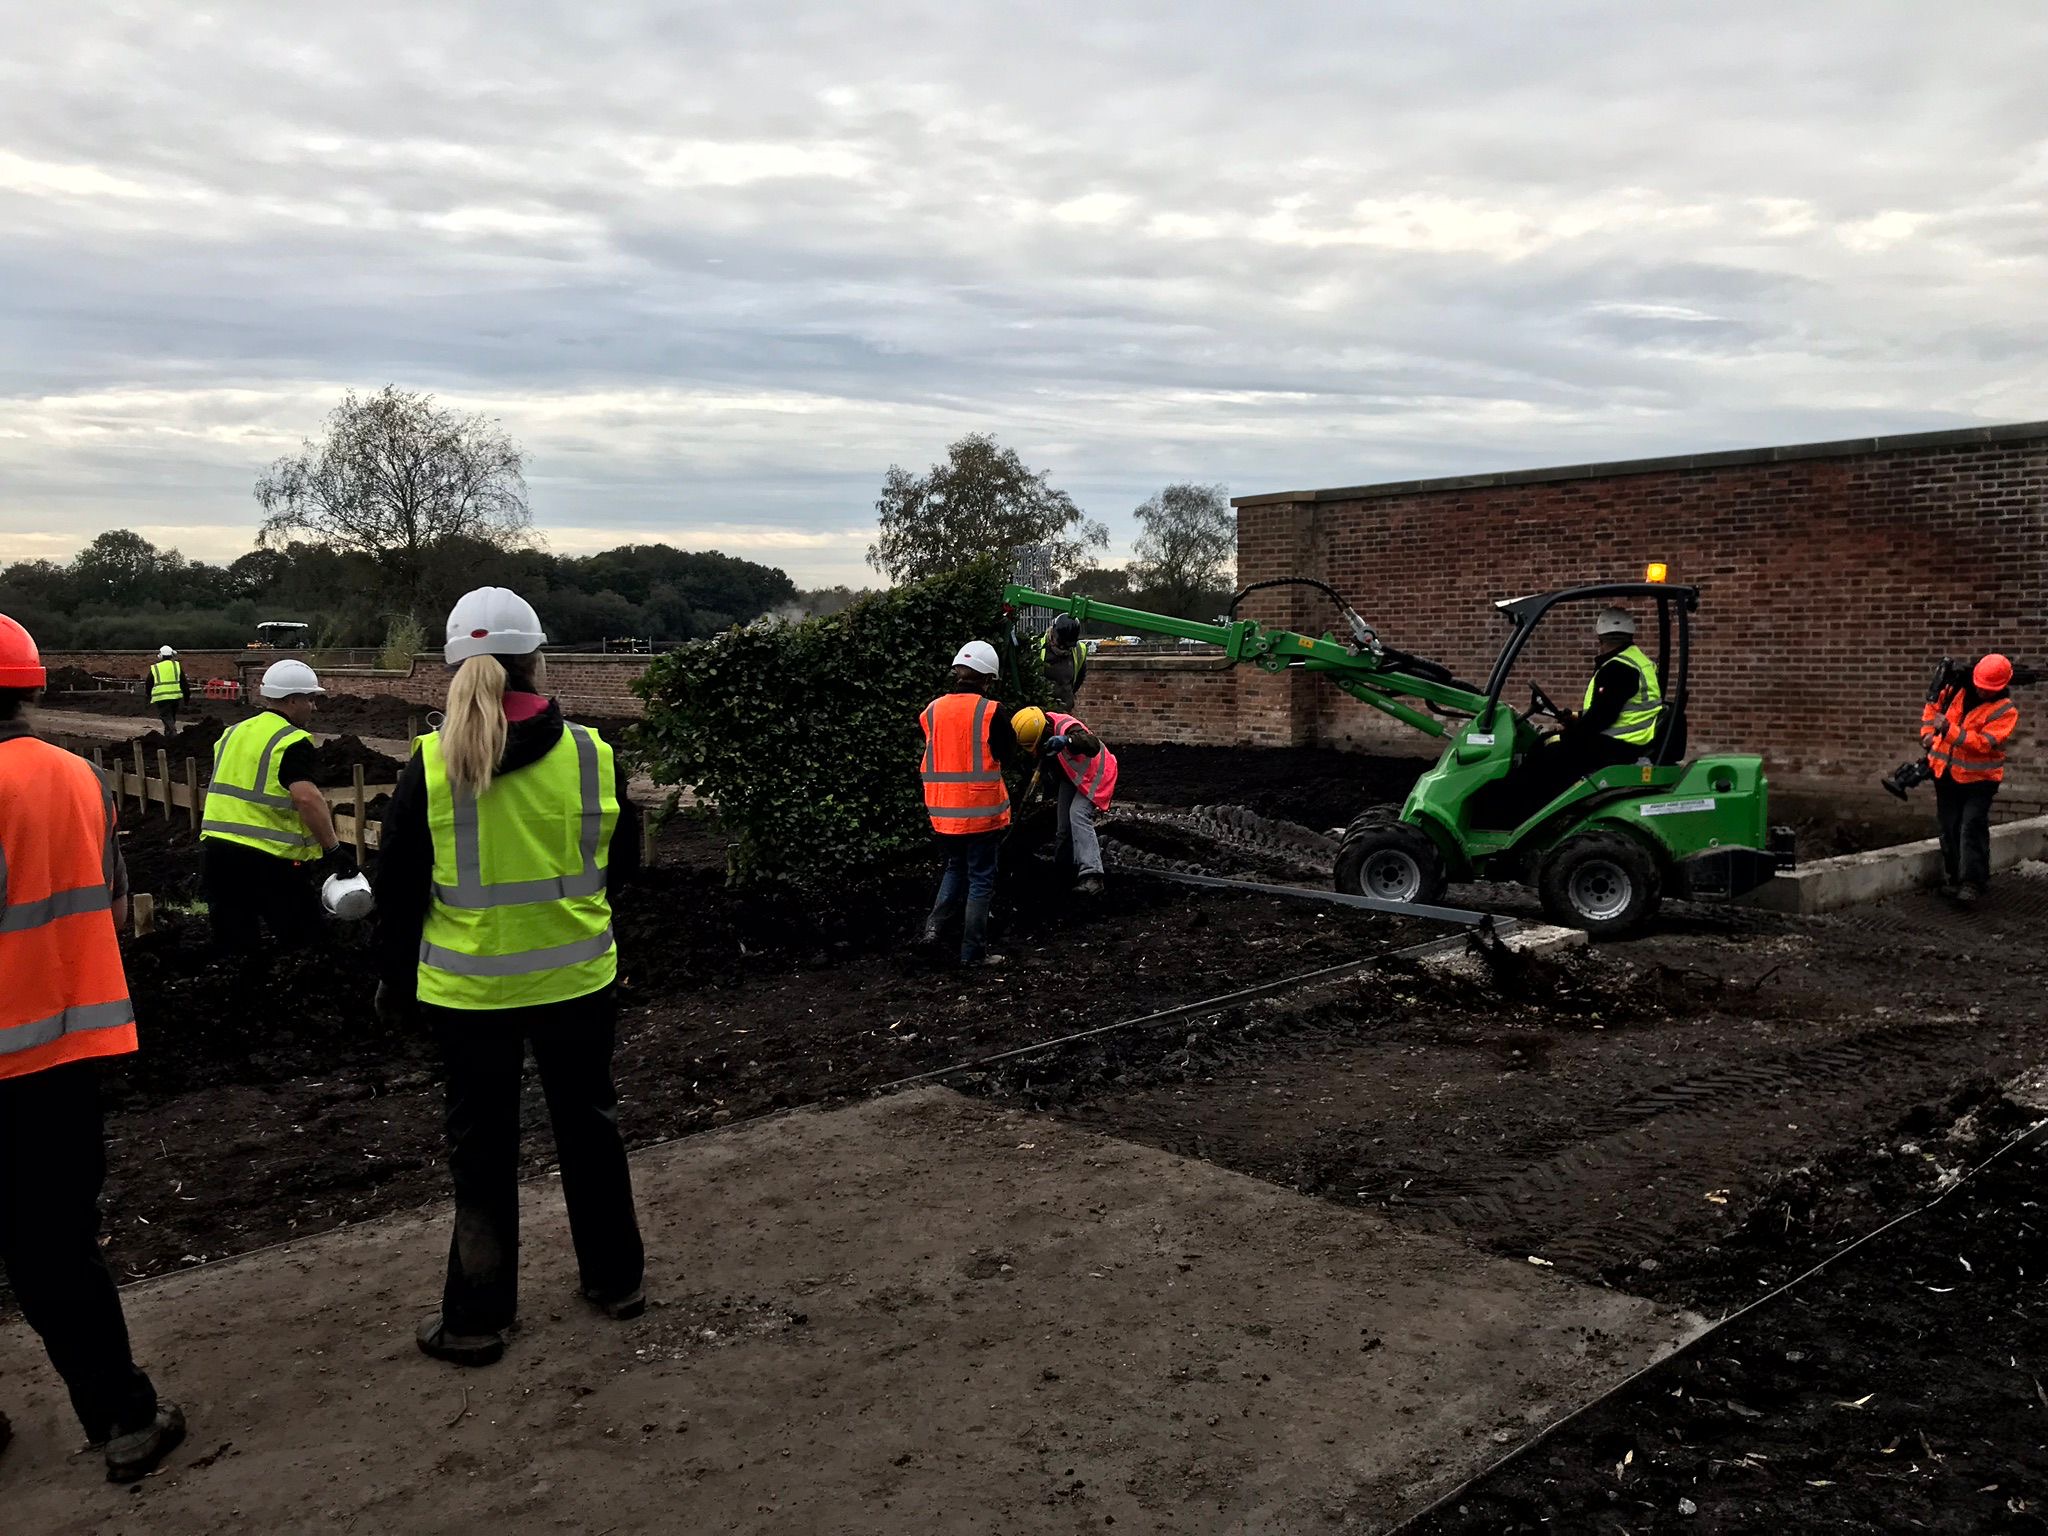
0,613,185,1483
146,645,187,737
374,587,645,1367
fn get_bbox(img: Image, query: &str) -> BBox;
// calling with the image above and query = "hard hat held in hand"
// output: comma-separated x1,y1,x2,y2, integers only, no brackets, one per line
446,588,546,664
321,872,375,921
260,659,324,698
951,640,1000,676
0,613,47,687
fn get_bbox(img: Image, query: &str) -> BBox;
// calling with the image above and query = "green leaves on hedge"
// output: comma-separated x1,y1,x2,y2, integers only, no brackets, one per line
633,560,1043,886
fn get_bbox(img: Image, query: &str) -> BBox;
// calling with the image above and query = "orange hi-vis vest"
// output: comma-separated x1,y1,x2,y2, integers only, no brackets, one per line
1923,692,2018,784
0,735,137,1080
920,692,1011,835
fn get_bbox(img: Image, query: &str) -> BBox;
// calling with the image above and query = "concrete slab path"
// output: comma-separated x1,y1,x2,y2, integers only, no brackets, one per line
1,1089,1698,1534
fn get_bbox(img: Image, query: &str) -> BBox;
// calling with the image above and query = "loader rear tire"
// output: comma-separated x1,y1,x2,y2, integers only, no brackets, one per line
1333,820,1447,908
1537,832,1661,938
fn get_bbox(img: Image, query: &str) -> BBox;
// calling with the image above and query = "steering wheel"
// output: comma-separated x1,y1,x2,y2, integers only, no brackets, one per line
1527,682,1566,722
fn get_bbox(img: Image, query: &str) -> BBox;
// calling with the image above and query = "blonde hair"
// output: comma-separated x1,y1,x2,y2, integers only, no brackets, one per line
441,652,547,795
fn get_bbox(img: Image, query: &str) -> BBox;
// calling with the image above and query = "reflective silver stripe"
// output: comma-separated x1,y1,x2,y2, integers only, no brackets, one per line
922,770,1005,784
252,720,295,794
1983,702,2016,724
201,820,319,850
419,926,615,977
435,727,609,909
1077,753,1108,800
928,802,1008,820
203,782,295,809
0,883,112,935
970,697,995,772
0,998,134,1056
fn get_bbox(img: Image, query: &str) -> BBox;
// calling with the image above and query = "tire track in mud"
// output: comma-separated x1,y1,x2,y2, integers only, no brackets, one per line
1383,1014,2018,1272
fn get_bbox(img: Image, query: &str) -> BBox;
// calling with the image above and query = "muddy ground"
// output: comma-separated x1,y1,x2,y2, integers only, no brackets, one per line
14,739,2046,1526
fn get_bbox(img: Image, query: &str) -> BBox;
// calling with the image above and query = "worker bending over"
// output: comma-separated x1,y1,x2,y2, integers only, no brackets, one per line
1923,653,2019,906
1038,615,1088,709
1013,706,1116,896
199,660,357,956
0,614,184,1483
146,645,187,738
375,588,644,1368
919,640,1015,966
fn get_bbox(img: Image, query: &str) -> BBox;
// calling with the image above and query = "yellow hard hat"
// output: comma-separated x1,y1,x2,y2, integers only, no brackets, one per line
1011,707,1048,751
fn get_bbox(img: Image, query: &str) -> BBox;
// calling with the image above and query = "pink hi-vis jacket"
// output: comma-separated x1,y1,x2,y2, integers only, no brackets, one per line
1047,711,1118,810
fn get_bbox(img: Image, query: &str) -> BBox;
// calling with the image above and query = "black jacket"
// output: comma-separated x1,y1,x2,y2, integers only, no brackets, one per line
374,700,640,996
1571,654,1643,741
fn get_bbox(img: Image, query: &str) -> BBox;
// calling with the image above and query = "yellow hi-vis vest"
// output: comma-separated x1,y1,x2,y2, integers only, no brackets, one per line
416,724,620,1010
148,659,183,703
200,712,319,860
1584,644,1663,747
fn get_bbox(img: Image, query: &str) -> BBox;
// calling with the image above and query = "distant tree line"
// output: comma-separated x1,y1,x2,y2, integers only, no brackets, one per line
0,530,805,653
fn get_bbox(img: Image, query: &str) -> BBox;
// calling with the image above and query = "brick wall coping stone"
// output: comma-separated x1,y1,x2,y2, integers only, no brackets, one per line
1232,418,2048,507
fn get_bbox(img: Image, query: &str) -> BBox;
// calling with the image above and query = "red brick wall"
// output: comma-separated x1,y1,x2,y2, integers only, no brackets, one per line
1088,424,2048,816
311,655,654,720
1081,656,1310,748
41,650,250,685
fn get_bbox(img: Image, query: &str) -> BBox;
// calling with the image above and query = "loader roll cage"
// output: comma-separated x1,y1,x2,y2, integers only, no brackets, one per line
1484,581,1698,768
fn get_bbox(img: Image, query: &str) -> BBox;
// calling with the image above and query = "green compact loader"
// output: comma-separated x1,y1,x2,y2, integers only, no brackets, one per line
1004,574,1788,935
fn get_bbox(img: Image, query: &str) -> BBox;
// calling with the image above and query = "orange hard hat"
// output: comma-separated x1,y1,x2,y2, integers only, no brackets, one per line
0,613,46,688
1974,653,2014,691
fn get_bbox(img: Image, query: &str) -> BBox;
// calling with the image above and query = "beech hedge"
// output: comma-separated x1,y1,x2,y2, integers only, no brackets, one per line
633,561,1044,885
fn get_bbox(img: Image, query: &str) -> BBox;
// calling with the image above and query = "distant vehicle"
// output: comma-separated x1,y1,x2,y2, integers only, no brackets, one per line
251,621,311,649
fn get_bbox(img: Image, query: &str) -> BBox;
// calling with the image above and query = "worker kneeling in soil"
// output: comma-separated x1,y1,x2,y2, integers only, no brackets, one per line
1012,706,1115,896
374,587,645,1368
199,659,358,956
1922,653,2020,906
0,613,186,1483
919,640,1016,966
146,645,187,738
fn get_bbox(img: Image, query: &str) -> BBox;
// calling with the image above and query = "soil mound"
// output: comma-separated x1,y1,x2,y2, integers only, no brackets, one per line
136,717,227,762
46,665,107,691
305,733,403,787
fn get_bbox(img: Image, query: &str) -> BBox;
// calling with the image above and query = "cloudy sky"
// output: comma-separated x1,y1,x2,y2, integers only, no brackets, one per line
3,2,2044,586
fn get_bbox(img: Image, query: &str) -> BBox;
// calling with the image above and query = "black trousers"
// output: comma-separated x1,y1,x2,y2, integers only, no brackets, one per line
1934,776,1998,888
155,704,178,737
200,838,322,956
425,988,643,1334
0,1063,159,1442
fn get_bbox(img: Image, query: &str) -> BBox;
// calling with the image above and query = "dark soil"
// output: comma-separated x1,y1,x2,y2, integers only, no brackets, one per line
72,811,1419,1286
304,733,404,786
1409,1128,2048,1535
1112,742,1431,829
135,717,226,762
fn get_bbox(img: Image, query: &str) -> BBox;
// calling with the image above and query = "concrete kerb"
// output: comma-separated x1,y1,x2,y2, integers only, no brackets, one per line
1744,812,2048,915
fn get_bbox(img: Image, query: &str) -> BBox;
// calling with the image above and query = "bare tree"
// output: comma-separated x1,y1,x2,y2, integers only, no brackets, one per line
1130,482,1235,618
868,432,1106,586
254,386,530,613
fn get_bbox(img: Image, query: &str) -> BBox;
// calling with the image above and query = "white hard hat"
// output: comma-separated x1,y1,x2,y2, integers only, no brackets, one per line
1594,607,1635,638
446,587,546,664
259,659,324,698
159,645,176,658
951,640,1000,676
321,872,375,921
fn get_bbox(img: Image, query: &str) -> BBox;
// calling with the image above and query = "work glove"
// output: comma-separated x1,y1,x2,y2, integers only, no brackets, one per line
322,841,359,877
1043,735,1070,754
374,980,417,1026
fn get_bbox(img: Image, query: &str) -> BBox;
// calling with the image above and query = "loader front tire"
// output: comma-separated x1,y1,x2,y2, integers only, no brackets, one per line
1333,820,1448,908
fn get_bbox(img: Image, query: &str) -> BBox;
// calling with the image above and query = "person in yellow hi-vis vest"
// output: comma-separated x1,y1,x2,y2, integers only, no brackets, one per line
199,659,356,956
373,588,644,1368
145,645,187,737
1526,607,1663,806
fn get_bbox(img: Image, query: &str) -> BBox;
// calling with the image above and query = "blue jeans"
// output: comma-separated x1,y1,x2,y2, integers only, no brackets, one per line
929,830,1003,962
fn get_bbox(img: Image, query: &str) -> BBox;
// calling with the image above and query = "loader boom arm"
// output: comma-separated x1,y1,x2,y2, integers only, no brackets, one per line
1005,585,1491,739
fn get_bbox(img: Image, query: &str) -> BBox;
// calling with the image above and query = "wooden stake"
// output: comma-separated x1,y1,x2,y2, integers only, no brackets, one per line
132,740,145,809
111,759,125,809
185,758,201,834
131,892,155,937
408,712,419,748
352,764,367,857
155,749,171,818
640,813,657,869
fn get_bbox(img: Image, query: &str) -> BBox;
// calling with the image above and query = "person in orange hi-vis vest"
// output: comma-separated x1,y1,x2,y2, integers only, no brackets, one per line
1920,652,2020,906
0,613,185,1483
917,640,1018,966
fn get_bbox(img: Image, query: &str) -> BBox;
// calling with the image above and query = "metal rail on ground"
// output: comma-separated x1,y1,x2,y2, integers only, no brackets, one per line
1380,1111,2048,1535
1120,864,1508,927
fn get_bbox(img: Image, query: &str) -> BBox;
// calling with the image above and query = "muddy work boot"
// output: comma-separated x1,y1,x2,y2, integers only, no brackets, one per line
918,902,960,950
417,1314,507,1367
582,1285,646,1321
1954,882,1984,907
1075,873,1104,896
105,1401,186,1484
